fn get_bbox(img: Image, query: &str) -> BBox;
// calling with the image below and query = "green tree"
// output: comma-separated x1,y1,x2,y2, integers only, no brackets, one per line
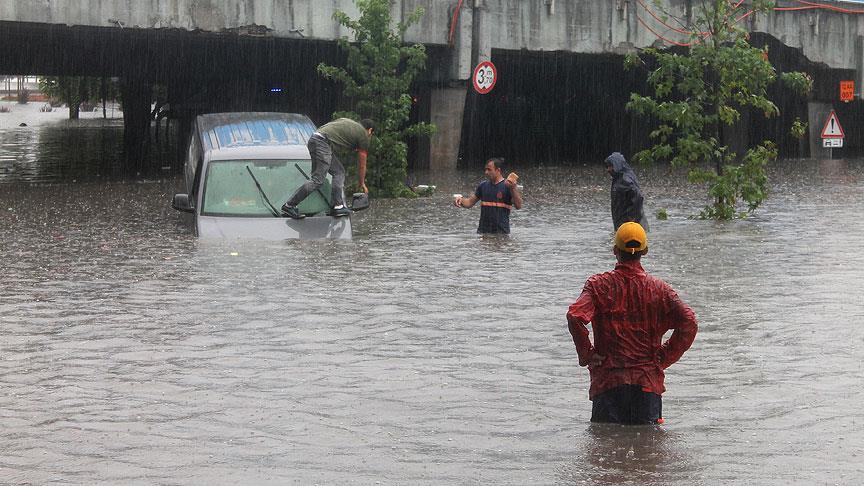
38,76,109,119
625,0,811,219
318,0,436,198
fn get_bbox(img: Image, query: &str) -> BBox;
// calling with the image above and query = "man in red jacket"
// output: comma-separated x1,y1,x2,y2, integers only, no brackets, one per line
567,222,697,424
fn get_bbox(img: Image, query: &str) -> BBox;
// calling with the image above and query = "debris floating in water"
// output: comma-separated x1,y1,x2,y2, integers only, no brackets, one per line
413,184,436,196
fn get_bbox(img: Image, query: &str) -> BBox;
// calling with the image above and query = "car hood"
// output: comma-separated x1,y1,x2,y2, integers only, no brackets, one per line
197,215,353,240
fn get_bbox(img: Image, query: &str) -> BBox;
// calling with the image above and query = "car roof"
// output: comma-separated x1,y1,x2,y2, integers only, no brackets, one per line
196,112,316,154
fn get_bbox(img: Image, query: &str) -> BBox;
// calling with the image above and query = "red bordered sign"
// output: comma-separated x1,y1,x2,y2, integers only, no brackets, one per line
821,110,845,139
473,61,497,94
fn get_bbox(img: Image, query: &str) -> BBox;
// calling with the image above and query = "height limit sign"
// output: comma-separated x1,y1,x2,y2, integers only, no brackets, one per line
473,61,497,94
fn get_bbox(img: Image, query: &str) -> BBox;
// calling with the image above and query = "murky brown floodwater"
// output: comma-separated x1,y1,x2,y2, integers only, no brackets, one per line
1,124,863,485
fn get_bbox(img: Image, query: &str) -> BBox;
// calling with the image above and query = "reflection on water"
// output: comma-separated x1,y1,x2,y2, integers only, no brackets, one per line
0,119,177,183
558,424,698,484
1,124,864,484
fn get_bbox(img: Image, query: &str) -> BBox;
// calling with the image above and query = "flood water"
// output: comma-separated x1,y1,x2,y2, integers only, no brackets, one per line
2,124,863,484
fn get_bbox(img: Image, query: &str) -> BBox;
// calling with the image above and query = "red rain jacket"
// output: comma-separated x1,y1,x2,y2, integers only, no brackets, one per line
567,260,697,399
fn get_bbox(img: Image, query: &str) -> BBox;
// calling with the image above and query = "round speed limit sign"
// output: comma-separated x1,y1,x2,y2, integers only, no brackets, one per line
473,61,497,94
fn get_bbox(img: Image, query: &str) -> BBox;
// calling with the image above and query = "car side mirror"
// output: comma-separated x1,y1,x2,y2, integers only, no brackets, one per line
350,192,369,212
172,194,194,213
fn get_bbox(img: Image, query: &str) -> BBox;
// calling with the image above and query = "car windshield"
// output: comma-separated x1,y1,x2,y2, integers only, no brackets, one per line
201,159,332,217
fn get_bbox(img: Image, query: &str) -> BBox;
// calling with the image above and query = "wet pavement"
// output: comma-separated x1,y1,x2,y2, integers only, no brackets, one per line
1,124,863,484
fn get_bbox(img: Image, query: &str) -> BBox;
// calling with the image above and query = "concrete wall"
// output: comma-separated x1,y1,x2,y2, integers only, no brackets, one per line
481,0,648,55
753,6,864,73
0,0,450,45
477,1,864,72
2,1,864,72
429,87,467,170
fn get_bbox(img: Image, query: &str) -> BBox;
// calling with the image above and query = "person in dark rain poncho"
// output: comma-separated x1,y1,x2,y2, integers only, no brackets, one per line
606,152,647,231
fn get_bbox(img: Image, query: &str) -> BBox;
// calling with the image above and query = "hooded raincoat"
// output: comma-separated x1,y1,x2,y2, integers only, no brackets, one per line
606,152,646,230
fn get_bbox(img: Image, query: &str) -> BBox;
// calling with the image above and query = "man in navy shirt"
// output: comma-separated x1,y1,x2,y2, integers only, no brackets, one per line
454,158,522,234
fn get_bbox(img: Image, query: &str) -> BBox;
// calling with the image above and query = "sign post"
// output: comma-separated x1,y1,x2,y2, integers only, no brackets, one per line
472,61,497,95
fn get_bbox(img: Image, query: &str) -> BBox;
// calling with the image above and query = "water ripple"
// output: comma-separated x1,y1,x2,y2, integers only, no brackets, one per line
1,129,863,483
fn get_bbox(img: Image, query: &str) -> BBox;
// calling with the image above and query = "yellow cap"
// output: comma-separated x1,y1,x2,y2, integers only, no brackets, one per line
615,222,648,254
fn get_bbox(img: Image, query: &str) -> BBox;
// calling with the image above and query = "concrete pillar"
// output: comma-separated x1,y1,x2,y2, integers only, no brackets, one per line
121,77,152,169
807,101,832,159
471,0,492,67
450,1,474,80
434,1,475,171
429,87,468,170
856,35,864,102
611,0,634,51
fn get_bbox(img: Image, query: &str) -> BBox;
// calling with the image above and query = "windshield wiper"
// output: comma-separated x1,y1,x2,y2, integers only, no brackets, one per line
294,163,332,206
245,165,280,217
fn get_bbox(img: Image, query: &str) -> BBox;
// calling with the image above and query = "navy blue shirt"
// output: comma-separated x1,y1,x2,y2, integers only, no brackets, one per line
474,180,513,234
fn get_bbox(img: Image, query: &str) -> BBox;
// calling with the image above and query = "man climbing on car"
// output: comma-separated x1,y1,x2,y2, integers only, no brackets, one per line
281,117,375,219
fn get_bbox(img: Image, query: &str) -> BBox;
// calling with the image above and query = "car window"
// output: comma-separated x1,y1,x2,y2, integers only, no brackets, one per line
203,119,315,150
201,159,332,217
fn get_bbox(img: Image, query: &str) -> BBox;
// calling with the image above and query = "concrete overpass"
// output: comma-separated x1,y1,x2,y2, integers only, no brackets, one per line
2,1,864,168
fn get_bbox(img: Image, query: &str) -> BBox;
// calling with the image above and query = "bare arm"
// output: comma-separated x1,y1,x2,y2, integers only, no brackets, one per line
357,150,368,193
507,180,523,209
455,194,479,208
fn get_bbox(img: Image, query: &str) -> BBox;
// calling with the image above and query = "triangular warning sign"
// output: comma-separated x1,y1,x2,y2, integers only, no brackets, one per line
821,110,845,138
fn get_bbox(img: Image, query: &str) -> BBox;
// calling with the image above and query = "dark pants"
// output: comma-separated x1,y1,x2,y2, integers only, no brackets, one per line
591,384,662,425
285,134,345,208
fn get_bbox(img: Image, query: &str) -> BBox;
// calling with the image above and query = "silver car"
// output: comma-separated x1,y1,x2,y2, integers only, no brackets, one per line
172,112,367,239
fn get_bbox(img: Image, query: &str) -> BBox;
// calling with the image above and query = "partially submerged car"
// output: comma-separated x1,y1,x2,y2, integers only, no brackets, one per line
172,112,367,239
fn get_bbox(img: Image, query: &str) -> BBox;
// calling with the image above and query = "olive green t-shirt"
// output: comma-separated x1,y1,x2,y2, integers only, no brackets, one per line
318,118,370,156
